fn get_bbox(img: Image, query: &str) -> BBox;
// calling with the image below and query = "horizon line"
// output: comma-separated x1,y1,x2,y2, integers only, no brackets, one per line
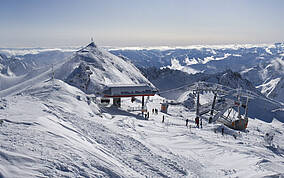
0,41,283,50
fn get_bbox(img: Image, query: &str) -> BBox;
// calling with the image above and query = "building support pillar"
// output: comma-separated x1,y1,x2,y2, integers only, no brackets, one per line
142,96,145,114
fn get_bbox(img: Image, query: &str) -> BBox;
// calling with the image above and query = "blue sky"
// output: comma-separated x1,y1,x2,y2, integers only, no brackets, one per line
0,0,284,47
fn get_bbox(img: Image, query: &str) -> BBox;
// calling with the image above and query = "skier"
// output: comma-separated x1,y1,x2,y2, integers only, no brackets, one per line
200,119,203,129
221,127,224,136
195,117,199,128
186,119,189,128
209,117,212,123
162,115,165,123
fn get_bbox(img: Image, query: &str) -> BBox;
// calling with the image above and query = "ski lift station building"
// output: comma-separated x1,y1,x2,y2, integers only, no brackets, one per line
102,84,157,98
102,84,158,108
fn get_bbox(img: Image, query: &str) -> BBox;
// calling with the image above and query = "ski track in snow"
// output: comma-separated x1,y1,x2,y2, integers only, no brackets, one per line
43,100,189,177
0,83,192,177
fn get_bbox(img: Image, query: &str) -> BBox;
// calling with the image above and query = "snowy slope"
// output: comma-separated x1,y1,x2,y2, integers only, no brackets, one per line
1,79,284,177
0,80,193,177
0,80,141,177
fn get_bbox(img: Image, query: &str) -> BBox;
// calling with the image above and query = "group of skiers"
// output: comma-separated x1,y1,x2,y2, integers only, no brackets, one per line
184,117,203,129
194,117,202,128
152,108,158,115
144,108,159,119
159,114,232,138
144,112,150,119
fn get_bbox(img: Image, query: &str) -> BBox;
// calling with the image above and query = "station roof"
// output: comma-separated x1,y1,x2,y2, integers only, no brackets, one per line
105,84,150,88
103,84,157,98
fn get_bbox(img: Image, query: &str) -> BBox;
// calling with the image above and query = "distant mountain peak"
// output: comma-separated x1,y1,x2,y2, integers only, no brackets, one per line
77,42,98,53
56,41,152,94
86,41,97,48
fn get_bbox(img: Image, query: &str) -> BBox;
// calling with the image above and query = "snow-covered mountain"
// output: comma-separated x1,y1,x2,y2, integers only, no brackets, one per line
111,43,284,104
241,58,284,103
139,68,259,95
0,54,33,76
0,50,72,76
0,50,73,92
110,43,284,71
0,42,152,97
56,42,152,94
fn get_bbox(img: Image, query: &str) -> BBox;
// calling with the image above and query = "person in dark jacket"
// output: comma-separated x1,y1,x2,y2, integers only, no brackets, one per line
195,117,199,128
162,115,165,123
186,119,189,128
